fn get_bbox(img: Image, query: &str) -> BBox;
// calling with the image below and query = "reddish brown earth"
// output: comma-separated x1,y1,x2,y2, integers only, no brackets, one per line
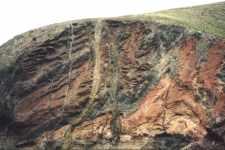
0,19,225,149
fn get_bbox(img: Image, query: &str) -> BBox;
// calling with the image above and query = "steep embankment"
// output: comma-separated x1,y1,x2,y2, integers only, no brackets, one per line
0,2,225,150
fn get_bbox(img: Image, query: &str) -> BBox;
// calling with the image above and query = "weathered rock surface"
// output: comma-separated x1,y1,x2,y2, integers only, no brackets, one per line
0,4,225,150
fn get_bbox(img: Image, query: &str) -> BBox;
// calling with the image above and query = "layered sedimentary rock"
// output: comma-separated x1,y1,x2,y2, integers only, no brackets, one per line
0,14,225,150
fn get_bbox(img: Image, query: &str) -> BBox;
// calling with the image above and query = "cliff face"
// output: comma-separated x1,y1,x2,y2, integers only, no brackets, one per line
0,3,225,150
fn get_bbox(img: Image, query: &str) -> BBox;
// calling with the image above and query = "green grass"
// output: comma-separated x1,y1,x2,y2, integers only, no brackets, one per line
125,2,225,38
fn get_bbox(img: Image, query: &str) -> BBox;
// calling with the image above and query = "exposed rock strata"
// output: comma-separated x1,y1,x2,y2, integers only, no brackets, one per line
0,19,225,149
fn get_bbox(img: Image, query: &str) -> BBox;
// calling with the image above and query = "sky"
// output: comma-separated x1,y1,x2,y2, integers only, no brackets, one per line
0,0,224,45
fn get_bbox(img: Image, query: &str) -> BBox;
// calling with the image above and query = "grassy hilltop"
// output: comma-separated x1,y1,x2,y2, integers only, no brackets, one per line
126,1,225,38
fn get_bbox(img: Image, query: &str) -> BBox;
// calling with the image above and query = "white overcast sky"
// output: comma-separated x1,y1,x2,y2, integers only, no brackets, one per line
0,0,224,45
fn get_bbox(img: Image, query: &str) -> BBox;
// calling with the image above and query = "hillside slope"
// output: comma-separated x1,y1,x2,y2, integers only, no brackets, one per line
0,2,225,150
129,1,225,38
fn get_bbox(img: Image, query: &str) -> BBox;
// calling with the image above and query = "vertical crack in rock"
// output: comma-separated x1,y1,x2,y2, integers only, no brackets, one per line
91,19,102,100
64,24,74,106
60,24,74,149
110,37,120,144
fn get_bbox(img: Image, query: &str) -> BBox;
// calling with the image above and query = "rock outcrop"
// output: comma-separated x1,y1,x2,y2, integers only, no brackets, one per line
0,2,225,150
